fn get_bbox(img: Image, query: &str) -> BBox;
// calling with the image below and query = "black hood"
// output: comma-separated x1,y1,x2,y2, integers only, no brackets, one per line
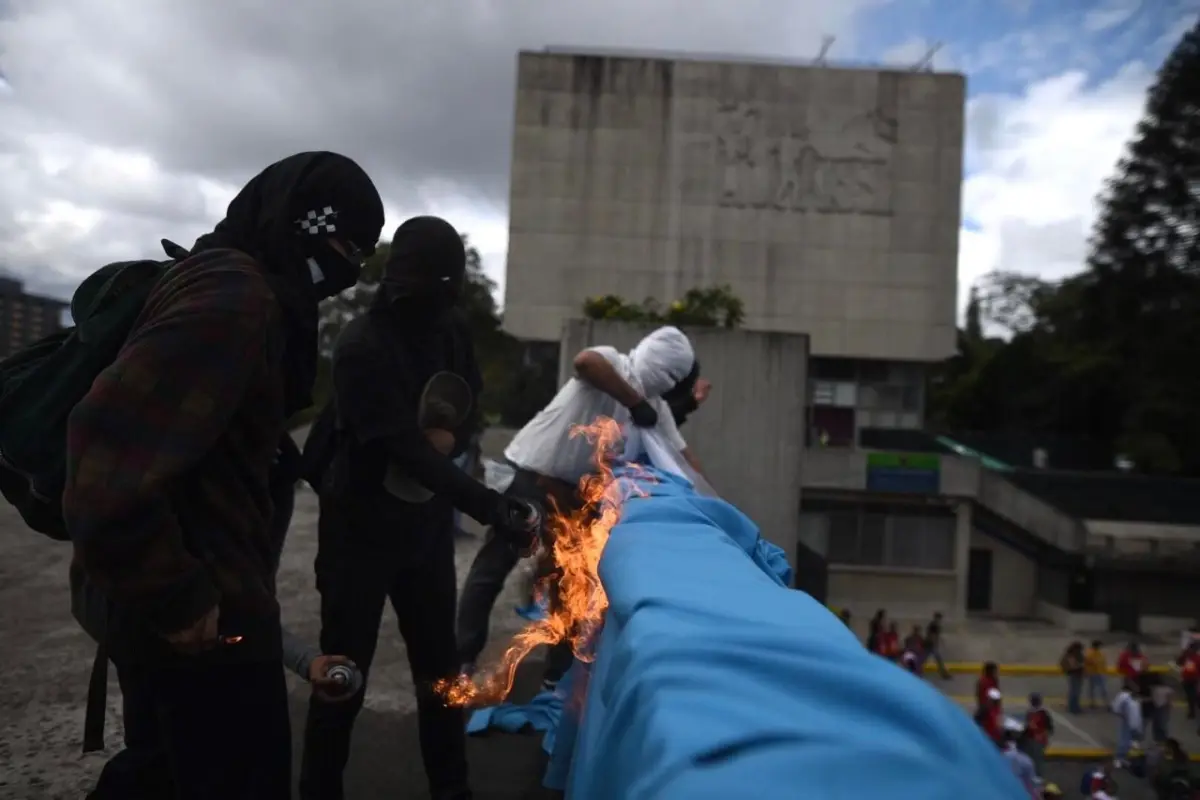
191,151,384,297
191,151,385,414
375,216,466,319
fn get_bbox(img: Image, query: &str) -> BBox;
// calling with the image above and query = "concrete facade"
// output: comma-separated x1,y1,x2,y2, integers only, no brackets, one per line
559,319,809,563
506,51,965,362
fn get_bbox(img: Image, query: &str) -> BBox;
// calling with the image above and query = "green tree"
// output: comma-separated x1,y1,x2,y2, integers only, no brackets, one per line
582,284,746,328
928,19,1200,473
1073,17,1200,472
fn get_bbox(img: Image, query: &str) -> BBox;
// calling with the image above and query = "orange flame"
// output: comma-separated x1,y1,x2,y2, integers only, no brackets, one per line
435,416,646,707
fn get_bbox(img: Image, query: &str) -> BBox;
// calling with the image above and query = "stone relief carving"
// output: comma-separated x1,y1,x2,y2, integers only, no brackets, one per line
708,100,895,216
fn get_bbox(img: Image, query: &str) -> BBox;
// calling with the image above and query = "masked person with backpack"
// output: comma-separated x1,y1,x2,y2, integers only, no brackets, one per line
456,326,706,690
298,216,538,800
55,152,385,800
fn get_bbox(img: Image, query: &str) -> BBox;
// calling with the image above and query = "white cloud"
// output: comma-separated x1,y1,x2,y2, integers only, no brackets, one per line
881,37,936,68
956,61,1153,316
1084,0,1143,33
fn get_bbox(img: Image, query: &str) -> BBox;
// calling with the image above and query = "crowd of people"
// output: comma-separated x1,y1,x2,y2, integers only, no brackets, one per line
971,638,1200,799
0,152,716,800
838,606,1200,798
837,607,954,680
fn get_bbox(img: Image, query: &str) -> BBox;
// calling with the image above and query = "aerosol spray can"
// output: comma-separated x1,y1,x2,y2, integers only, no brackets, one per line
520,500,544,536
325,663,364,697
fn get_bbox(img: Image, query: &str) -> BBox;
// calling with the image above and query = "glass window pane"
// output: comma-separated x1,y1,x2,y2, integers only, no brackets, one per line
877,385,903,410
833,382,858,407
858,360,889,382
922,518,955,569
887,516,923,567
798,512,830,556
858,384,880,409
826,511,859,564
811,381,835,405
872,410,898,429
859,513,886,565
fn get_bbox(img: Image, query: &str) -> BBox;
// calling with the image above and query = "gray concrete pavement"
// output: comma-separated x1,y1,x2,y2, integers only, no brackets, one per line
0,486,548,800
929,673,1200,754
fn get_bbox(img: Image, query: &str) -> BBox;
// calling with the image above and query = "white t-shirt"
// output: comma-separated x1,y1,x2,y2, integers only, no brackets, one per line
505,345,688,486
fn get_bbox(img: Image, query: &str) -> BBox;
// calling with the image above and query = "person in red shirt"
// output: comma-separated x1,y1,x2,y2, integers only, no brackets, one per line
974,687,1004,746
1178,640,1199,720
880,622,901,661
976,662,1000,710
1117,641,1148,681
1022,692,1054,777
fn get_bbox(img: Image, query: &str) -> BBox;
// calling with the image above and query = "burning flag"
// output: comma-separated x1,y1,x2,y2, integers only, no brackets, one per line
435,416,643,707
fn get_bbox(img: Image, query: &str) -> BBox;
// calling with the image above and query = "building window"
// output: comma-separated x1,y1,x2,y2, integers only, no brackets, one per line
813,507,955,570
810,380,857,407
811,406,855,447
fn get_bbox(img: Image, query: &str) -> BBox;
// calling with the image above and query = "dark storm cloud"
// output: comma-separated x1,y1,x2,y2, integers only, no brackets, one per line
2,0,883,206
0,0,887,295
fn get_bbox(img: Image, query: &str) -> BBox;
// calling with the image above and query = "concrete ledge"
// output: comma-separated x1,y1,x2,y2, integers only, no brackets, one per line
926,662,1170,676
1046,747,1200,762
1036,600,1110,633
1139,614,1193,636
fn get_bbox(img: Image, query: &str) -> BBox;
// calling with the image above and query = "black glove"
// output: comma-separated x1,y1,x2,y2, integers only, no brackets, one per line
491,494,541,550
627,398,658,428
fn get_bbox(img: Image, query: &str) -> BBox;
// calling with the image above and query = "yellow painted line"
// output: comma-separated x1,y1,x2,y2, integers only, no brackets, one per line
947,695,1189,710
1045,747,1200,762
925,662,1172,676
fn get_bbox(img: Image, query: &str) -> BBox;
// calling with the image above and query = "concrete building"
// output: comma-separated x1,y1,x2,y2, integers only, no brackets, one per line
508,50,1198,633
0,277,67,358
505,49,965,442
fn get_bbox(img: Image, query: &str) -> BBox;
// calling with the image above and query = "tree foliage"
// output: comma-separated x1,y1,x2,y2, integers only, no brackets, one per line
582,284,746,328
929,19,1200,474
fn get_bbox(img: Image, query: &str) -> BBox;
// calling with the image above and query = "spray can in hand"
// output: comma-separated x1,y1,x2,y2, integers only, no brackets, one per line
325,663,363,697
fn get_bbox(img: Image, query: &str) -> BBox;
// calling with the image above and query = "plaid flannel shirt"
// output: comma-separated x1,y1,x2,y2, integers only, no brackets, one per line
64,248,287,637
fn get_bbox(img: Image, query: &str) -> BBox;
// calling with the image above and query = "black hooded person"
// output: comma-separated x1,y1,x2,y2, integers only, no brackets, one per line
66,152,384,800
299,216,535,800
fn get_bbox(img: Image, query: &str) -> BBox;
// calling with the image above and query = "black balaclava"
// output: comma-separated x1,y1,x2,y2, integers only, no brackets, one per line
190,151,385,414
662,359,700,402
374,216,466,322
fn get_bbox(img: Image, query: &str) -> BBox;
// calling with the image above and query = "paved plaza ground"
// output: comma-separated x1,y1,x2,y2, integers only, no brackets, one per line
1,428,1193,797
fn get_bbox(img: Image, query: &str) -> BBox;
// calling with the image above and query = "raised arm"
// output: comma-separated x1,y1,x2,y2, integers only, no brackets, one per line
63,255,277,636
573,347,643,407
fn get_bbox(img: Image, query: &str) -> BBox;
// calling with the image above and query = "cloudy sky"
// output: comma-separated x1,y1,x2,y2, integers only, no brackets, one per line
0,0,1196,315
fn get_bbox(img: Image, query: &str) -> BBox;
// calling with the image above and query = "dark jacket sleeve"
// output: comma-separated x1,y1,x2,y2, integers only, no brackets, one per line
451,326,484,459
332,341,497,523
63,254,275,635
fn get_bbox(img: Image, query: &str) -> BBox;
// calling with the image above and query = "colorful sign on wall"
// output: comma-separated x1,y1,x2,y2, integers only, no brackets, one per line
866,452,941,494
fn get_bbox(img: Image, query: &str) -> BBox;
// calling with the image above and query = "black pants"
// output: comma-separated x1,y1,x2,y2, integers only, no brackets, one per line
1184,680,1197,719
299,492,468,800
456,467,575,684
88,658,291,800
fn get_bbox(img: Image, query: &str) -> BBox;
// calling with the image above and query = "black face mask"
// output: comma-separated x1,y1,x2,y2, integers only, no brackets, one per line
379,272,464,309
661,360,701,406
190,152,385,413
304,238,367,300
378,215,466,314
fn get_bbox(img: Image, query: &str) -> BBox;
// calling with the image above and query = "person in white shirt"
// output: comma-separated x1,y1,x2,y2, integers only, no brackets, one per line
1111,679,1143,768
455,327,707,688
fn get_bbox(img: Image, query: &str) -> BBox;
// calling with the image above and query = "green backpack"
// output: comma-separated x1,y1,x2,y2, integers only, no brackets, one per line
0,244,181,539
